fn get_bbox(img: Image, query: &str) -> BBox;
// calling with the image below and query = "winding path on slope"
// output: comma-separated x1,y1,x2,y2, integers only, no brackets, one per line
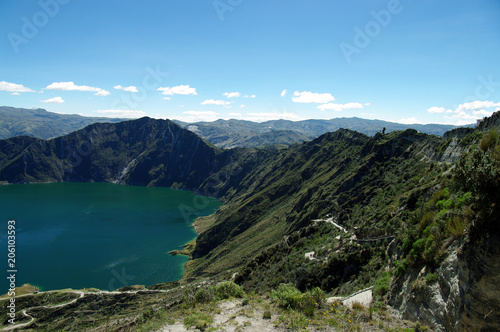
0,288,172,331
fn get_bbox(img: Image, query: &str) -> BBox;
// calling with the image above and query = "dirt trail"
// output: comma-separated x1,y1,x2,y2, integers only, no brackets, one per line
0,288,171,331
159,299,286,332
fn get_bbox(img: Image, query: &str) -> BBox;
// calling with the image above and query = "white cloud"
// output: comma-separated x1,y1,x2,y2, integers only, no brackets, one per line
174,111,219,122
95,90,110,96
473,109,494,117
163,97,171,100
223,92,241,98
95,110,146,118
157,85,197,96
292,91,335,104
222,92,255,98
398,117,427,125
426,101,499,125
457,100,500,111
114,85,139,93
240,105,245,108
317,102,364,112
0,81,35,93
427,106,446,114
45,81,109,96
41,96,64,104
281,89,288,97
201,99,231,106
244,112,303,122
443,111,479,126
11,92,20,96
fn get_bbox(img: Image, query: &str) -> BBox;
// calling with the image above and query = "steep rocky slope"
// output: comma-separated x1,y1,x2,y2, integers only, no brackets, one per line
0,118,227,189
388,230,500,331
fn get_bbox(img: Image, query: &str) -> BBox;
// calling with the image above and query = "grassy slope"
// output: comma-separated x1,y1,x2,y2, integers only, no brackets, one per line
185,129,445,290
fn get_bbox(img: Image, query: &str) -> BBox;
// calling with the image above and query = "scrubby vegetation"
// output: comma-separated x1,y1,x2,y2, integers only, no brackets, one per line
399,129,499,275
134,281,419,331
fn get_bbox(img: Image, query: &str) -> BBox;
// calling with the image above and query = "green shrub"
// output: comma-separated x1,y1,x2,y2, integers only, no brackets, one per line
402,236,414,254
436,199,454,210
425,273,438,284
270,284,324,316
453,148,500,205
373,272,391,298
212,281,245,301
394,258,408,277
480,129,498,152
194,287,213,303
184,312,213,331
418,211,435,234
301,287,324,316
455,192,472,208
447,216,468,237
423,235,437,258
192,281,245,304
271,283,303,309
432,188,450,205
410,238,426,261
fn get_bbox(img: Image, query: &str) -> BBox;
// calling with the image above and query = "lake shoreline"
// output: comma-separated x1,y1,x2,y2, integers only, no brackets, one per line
0,182,221,291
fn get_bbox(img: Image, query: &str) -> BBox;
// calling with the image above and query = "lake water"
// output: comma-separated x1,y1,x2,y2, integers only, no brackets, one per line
0,182,220,291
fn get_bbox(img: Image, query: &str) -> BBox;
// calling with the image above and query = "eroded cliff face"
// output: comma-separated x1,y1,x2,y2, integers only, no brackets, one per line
440,137,469,163
387,228,500,332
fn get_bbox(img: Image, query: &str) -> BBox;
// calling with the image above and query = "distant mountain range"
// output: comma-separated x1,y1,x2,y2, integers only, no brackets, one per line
174,118,462,148
0,106,124,140
1,106,463,148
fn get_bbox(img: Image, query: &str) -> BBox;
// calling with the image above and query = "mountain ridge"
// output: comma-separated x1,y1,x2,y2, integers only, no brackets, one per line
175,117,463,148
0,106,125,140
0,112,498,331
0,106,463,149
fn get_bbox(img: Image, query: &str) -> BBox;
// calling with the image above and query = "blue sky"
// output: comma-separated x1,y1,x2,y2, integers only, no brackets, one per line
1,0,499,125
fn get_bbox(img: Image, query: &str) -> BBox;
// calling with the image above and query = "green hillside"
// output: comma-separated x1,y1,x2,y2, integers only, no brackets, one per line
0,111,498,331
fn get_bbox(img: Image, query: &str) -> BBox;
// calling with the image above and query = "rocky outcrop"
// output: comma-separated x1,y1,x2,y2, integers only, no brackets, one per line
388,229,500,331
477,110,500,131
440,137,469,163
443,127,473,140
387,242,463,331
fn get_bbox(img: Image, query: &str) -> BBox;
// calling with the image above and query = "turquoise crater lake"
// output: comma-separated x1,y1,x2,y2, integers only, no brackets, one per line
0,182,220,291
